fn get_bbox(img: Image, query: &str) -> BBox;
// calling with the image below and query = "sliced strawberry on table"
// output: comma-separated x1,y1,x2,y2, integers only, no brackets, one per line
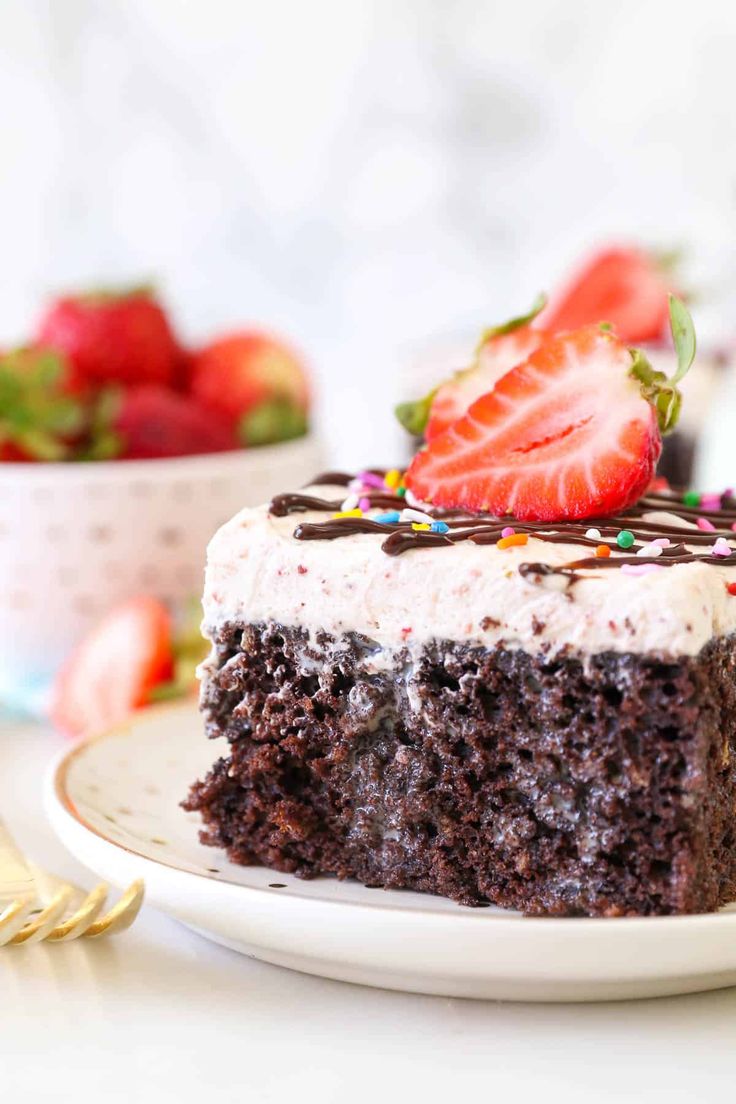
86,384,238,460
396,296,547,441
51,597,174,740
539,246,675,345
35,286,181,389
189,330,310,446
405,297,696,522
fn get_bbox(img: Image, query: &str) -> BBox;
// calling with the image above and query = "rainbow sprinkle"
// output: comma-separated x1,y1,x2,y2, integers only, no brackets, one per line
402,507,434,525
683,491,700,507
501,526,516,538
497,533,528,550
332,508,362,519
637,541,663,558
412,522,430,531
621,563,664,576
595,544,610,558
616,530,635,549
356,471,385,489
697,517,716,532
384,468,402,490
712,537,732,557
431,521,449,534
374,511,400,524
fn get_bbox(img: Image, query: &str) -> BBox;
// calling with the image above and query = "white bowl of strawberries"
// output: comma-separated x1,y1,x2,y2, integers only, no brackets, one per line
0,286,322,710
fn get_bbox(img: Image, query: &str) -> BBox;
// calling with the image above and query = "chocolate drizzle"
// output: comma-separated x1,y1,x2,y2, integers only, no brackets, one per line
269,476,736,577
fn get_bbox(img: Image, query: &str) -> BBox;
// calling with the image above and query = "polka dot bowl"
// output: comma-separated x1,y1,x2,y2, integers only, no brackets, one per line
0,434,324,712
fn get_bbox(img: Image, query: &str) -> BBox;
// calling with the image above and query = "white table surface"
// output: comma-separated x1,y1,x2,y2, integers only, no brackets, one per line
1,716,735,1103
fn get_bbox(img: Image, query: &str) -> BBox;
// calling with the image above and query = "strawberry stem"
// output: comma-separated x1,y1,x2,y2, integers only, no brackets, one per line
628,294,696,434
475,292,547,352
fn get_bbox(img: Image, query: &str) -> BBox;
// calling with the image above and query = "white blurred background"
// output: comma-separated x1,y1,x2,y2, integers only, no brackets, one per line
1,0,735,467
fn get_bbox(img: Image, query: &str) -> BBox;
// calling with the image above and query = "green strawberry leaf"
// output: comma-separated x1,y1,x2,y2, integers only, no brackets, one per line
148,597,208,702
76,388,125,461
77,282,157,306
668,293,696,384
651,247,683,276
628,296,695,435
475,292,547,350
0,348,85,459
239,398,308,446
395,388,437,437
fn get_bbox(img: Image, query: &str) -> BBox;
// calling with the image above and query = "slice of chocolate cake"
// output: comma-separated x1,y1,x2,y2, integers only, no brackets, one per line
185,473,736,916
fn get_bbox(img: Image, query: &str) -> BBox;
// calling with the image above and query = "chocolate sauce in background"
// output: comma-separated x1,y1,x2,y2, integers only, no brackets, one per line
269,474,736,576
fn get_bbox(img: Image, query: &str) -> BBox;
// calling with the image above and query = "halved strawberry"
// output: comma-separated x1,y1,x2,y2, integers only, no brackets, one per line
405,300,695,522
51,597,174,740
396,296,547,441
540,246,675,344
427,327,547,442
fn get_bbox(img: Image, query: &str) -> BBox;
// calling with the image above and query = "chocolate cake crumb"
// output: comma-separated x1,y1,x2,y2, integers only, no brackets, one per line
185,622,736,916
481,616,501,630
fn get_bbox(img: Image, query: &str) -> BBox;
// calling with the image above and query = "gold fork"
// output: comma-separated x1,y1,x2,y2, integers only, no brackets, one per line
0,818,144,945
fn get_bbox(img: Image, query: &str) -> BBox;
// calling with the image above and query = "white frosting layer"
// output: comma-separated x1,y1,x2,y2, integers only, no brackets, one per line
202,484,736,658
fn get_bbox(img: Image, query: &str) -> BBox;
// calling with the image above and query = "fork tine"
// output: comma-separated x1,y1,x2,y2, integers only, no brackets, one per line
44,883,109,943
0,896,36,946
83,879,145,938
9,887,74,945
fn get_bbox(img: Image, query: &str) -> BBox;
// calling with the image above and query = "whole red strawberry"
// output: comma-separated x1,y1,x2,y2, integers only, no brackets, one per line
36,287,180,390
540,246,674,344
405,298,695,522
189,330,309,445
93,385,237,460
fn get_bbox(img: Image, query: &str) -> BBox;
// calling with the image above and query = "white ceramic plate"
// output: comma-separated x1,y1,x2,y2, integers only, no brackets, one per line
45,702,736,1002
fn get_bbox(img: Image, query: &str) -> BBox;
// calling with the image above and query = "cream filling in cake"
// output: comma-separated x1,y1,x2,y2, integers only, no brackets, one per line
202,482,736,659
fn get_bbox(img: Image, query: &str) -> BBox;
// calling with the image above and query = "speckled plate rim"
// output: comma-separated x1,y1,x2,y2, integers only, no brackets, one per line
46,701,736,930
43,701,736,1002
